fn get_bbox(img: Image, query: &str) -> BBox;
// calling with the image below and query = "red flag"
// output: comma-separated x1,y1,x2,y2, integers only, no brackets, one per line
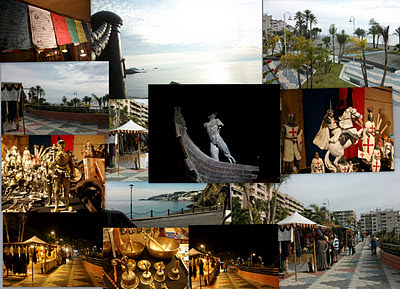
51,13,72,45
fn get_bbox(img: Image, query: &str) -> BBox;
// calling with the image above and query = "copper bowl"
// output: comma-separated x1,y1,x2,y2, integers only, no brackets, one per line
146,237,180,259
120,242,145,259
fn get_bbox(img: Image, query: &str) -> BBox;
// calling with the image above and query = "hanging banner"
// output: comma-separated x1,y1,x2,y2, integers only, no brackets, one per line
75,20,88,43
28,6,57,50
65,17,80,43
0,0,32,50
81,22,92,42
51,13,71,46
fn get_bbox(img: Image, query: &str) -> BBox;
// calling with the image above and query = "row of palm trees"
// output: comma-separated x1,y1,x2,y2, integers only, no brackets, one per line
61,93,109,109
294,9,318,39
28,85,46,105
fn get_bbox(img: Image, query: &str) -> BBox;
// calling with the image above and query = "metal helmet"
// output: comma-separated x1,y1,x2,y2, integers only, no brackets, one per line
289,113,295,123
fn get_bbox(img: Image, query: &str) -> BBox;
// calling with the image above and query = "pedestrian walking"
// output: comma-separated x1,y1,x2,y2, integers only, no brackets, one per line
371,236,378,255
348,235,355,256
316,236,328,271
332,235,340,262
325,236,332,269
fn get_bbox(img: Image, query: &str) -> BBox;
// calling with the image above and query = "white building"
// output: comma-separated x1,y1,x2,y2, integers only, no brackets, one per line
359,209,400,235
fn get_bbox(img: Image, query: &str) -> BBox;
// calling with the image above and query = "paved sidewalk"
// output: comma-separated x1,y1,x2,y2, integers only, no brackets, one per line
3,112,108,136
280,241,400,289
105,167,148,181
3,257,101,287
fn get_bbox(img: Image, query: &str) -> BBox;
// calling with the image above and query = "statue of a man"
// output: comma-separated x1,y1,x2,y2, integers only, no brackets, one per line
281,114,302,173
204,113,236,163
52,140,74,212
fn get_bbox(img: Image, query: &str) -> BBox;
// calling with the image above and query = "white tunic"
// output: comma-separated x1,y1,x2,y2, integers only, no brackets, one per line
283,124,301,162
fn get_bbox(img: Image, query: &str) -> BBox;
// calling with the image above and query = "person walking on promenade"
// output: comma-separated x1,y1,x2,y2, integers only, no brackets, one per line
371,235,378,255
348,235,355,256
332,235,340,262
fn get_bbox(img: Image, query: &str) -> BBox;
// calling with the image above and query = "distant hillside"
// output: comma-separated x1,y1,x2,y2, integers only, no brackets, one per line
143,190,202,201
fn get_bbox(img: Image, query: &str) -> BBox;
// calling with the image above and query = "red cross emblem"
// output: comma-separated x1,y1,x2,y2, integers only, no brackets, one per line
363,138,373,153
316,161,320,166
369,124,375,131
342,166,348,172
373,162,380,171
289,127,297,137
359,151,365,158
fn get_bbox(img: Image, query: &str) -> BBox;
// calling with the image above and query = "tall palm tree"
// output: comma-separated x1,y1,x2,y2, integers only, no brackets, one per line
329,24,337,63
279,52,307,88
82,96,92,105
92,93,102,110
336,29,349,64
309,13,317,38
309,204,329,224
62,96,67,105
394,26,400,47
304,40,317,88
322,36,331,49
270,173,291,223
35,85,45,105
294,11,305,36
303,9,312,39
102,94,110,108
368,18,380,48
28,87,37,104
379,25,390,86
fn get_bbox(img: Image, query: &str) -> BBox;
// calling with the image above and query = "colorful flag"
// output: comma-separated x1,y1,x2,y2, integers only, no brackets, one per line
75,20,88,43
51,13,71,45
65,17,80,43
81,22,92,42
28,5,57,49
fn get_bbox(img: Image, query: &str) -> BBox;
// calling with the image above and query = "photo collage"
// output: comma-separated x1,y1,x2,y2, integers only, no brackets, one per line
1,0,400,288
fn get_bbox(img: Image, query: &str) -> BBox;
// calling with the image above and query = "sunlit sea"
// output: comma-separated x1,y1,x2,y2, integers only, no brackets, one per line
125,60,262,99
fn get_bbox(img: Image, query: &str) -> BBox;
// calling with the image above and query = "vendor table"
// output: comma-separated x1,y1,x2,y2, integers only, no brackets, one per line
119,153,148,169
288,253,314,272
33,259,57,273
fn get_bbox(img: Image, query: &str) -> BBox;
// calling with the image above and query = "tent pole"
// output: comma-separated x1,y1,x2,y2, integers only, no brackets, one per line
22,97,26,135
293,226,297,282
137,134,141,170
313,228,317,272
117,132,120,176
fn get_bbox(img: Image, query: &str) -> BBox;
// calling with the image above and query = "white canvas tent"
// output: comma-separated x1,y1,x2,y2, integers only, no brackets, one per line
1,82,26,134
111,120,148,174
23,235,49,285
277,212,317,282
189,248,203,256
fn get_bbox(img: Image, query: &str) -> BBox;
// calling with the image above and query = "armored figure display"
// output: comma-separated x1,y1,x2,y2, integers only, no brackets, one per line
281,114,302,173
52,139,75,212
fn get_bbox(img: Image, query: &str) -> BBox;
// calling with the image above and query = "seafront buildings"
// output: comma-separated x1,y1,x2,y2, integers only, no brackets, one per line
358,209,400,235
109,99,148,124
332,210,358,231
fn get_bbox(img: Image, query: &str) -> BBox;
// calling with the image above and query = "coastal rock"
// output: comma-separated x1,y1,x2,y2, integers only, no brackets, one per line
196,183,229,207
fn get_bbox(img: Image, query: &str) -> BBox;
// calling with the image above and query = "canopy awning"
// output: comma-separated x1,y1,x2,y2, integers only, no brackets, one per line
189,248,203,256
111,120,148,134
277,212,317,228
23,235,48,245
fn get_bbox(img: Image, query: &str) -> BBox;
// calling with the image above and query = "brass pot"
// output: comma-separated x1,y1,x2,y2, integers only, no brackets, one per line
120,242,145,259
146,237,179,259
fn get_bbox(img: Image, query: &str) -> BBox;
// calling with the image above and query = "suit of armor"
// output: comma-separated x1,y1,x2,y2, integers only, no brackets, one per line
52,140,74,211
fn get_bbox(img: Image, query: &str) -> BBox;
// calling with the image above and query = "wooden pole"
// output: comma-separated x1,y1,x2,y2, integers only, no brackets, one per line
22,97,26,135
313,228,317,272
137,133,141,170
293,227,297,282
117,132,120,176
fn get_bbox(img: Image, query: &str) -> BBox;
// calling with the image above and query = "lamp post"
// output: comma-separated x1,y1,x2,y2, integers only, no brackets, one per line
323,198,330,224
129,184,134,219
349,16,355,34
283,12,292,75
250,253,255,266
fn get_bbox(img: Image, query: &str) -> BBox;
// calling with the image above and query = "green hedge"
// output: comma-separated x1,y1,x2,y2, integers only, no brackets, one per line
26,105,108,114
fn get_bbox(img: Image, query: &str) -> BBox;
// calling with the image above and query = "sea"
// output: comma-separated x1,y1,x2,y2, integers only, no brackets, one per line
106,199,196,218
125,60,262,99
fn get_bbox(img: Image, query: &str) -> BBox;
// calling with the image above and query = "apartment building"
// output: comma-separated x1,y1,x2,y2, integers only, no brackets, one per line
332,210,357,231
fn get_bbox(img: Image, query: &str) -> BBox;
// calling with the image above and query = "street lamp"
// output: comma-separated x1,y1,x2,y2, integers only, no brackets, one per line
129,184,134,219
349,16,355,34
323,198,330,223
283,12,292,75
250,253,256,266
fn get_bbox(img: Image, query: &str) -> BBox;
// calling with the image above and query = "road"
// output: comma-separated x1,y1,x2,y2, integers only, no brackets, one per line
280,240,400,289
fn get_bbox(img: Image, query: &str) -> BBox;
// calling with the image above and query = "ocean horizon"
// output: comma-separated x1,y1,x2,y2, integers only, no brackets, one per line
125,59,262,99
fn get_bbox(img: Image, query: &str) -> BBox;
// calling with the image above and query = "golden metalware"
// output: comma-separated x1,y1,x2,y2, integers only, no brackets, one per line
168,260,180,281
120,256,137,272
154,266,165,282
154,261,165,271
120,270,139,289
120,241,145,259
137,260,151,271
140,263,153,285
146,237,180,259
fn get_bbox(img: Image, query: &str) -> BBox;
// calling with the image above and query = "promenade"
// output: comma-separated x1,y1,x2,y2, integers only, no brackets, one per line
280,241,400,289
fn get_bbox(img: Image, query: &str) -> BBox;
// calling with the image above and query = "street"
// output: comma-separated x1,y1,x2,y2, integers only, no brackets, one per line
3,256,102,287
280,241,400,289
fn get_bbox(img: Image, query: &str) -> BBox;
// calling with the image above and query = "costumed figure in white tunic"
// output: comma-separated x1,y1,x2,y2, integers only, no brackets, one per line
311,152,325,173
337,156,353,173
281,114,303,173
362,108,377,156
313,109,340,150
371,145,381,172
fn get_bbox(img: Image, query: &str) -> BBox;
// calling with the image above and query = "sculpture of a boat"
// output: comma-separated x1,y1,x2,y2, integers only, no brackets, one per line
174,107,259,183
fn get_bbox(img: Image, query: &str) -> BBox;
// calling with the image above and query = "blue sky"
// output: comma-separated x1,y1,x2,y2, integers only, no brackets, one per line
1,62,109,104
106,182,207,202
264,0,400,37
91,0,262,69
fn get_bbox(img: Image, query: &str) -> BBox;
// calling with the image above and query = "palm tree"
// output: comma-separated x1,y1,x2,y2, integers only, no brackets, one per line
269,35,279,55
62,96,67,105
336,30,349,64
28,87,37,104
394,26,400,47
354,27,367,39
303,9,312,39
322,36,331,49
368,19,380,48
270,173,291,223
279,52,307,88
102,94,110,108
35,85,45,105
82,96,92,105
309,204,329,224
92,93,102,110
294,11,305,36
379,25,390,86
309,13,317,38
329,24,337,63
72,97,80,107
304,40,317,88
348,36,369,87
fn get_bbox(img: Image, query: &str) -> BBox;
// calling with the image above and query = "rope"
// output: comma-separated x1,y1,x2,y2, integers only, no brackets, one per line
91,23,112,60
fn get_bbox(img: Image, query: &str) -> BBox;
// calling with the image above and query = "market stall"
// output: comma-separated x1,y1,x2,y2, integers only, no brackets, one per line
277,212,317,282
103,227,189,289
1,83,26,134
109,120,149,174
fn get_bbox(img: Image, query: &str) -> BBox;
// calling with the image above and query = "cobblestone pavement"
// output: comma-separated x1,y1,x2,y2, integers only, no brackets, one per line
280,241,400,289
105,167,148,181
3,112,108,136
3,257,102,287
